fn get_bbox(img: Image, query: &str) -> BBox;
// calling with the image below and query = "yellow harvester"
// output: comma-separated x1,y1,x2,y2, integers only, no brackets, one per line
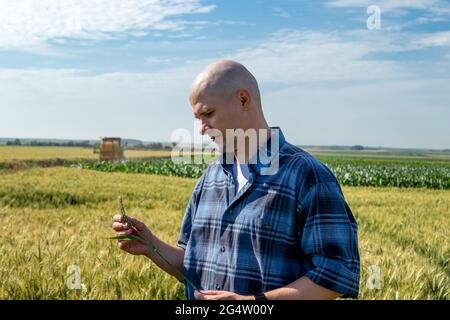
99,137,125,161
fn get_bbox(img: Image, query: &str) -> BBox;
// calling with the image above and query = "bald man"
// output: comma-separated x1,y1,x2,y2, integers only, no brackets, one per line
112,60,360,300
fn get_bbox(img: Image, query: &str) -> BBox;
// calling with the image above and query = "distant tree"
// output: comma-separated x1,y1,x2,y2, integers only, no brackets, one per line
351,145,364,151
147,142,163,150
6,139,22,146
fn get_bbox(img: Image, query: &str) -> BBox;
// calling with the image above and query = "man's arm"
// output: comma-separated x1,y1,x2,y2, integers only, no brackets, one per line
143,232,185,281
264,276,342,300
194,277,342,300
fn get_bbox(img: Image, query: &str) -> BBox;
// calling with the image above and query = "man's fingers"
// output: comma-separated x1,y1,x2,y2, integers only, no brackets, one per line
194,291,205,300
117,240,130,251
113,215,146,231
113,214,124,223
194,291,224,300
117,229,134,236
200,290,223,295
112,222,129,232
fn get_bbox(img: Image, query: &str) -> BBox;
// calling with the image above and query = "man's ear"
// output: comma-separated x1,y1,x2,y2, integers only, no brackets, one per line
240,96,248,106
239,90,250,107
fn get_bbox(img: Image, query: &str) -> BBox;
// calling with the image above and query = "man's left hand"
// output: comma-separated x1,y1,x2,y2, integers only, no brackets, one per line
194,290,255,300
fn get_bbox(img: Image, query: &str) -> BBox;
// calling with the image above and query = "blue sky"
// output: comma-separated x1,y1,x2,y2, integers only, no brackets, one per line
0,0,449,149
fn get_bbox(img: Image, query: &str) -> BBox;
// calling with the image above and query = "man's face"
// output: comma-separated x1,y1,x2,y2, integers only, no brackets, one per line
191,94,240,153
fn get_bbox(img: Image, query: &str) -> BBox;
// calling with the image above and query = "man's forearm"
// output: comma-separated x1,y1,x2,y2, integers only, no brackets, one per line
143,233,185,281
264,276,343,300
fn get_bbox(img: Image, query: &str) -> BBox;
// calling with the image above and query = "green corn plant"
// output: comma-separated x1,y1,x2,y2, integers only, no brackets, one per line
109,195,203,293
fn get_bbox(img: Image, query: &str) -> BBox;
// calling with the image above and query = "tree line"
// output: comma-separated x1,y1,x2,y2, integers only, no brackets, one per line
5,139,174,151
6,139,93,147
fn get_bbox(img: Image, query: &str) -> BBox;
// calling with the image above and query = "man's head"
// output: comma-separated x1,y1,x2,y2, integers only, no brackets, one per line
189,60,269,153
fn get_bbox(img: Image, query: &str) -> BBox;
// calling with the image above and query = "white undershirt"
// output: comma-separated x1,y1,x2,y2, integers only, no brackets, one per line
232,159,251,195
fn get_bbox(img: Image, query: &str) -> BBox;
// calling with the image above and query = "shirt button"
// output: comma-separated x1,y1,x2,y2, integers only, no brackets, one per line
220,246,225,252
216,284,222,290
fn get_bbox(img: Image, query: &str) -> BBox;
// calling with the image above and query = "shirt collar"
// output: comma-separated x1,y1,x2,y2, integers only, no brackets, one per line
218,127,285,175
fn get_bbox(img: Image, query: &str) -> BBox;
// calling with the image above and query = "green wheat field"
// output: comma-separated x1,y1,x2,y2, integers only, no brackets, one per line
0,146,448,300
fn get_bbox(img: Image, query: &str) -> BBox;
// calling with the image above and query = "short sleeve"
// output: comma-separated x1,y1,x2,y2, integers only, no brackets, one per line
177,174,206,250
298,181,360,298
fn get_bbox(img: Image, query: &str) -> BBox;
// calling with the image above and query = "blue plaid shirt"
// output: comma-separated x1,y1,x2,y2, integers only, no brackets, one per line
177,128,360,300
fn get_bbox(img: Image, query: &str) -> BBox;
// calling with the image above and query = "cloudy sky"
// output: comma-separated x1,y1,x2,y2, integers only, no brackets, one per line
0,0,449,149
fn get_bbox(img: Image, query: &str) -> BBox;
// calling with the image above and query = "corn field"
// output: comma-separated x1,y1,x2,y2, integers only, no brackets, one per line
68,158,450,189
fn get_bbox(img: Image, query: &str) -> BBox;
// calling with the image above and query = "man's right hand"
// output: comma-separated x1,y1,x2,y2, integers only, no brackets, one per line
112,215,154,256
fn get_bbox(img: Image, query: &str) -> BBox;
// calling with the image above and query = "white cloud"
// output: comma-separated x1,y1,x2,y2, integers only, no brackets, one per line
145,57,176,64
331,0,450,32
413,31,450,47
0,0,215,52
2,28,448,88
228,28,450,86
231,30,404,84
327,0,443,11
344,29,450,53
431,5,450,15
415,16,449,24
272,7,290,18
326,0,450,30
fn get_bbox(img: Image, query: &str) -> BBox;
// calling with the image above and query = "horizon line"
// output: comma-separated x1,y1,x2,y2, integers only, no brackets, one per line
0,136,449,152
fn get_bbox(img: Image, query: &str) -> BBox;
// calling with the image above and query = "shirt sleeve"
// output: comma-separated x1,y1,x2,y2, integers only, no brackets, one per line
177,173,206,250
298,181,360,298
